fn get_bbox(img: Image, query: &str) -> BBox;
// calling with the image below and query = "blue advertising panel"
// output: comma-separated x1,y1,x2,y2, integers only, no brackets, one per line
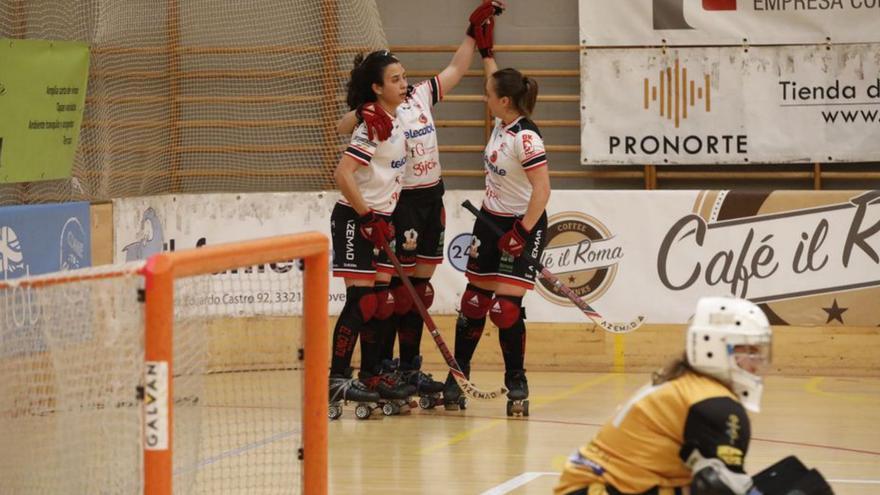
0,201,91,281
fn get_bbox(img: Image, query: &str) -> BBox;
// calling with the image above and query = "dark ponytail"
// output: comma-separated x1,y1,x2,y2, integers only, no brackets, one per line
346,49,400,110
491,68,539,117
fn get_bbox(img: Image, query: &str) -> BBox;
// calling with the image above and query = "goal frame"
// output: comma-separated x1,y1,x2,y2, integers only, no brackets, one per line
142,232,329,495
0,232,329,495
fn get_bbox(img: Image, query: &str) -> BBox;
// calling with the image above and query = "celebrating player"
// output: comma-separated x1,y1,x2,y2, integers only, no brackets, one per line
336,0,507,405
328,49,416,412
442,24,551,415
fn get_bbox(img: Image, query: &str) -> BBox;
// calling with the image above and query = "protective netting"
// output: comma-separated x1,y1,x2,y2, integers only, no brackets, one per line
174,269,305,494
0,0,387,205
0,258,310,494
0,263,145,494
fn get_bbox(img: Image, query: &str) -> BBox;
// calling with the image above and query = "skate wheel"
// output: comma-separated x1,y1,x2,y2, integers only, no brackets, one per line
522,399,530,417
459,397,468,410
418,396,434,409
506,400,523,417
354,404,372,420
328,404,343,420
382,402,396,416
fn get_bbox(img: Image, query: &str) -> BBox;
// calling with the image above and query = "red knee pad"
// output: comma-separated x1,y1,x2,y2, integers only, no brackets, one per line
374,287,395,320
460,287,492,319
358,292,378,322
392,283,414,315
414,281,435,309
489,296,521,329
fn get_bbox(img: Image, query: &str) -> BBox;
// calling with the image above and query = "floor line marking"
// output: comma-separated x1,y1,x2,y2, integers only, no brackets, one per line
419,373,617,455
479,471,558,495
804,376,880,404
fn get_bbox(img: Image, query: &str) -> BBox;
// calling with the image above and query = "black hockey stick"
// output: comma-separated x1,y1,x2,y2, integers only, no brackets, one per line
462,200,645,333
379,239,507,400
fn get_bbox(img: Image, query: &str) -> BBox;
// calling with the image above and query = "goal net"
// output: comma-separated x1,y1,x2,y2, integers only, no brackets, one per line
0,233,329,495
0,0,387,205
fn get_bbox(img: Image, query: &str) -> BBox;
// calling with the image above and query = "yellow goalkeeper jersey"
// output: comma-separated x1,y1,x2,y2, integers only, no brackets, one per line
555,370,750,495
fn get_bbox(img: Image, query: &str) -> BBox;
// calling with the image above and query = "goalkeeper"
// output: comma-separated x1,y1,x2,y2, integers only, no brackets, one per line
554,297,833,495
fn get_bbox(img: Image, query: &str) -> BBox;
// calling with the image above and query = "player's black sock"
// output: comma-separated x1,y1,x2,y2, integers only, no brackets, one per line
330,286,375,375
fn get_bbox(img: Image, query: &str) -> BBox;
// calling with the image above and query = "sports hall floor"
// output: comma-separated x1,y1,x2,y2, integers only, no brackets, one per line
327,371,880,494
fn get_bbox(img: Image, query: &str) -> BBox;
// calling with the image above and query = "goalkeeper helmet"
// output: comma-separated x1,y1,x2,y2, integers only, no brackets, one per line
686,297,772,413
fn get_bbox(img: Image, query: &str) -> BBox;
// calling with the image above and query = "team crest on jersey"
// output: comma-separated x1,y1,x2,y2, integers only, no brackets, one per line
468,236,481,258
490,151,498,163
419,113,428,124
522,134,535,155
403,229,419,251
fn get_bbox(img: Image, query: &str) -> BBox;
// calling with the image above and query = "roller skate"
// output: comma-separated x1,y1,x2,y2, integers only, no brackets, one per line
442,362,470,411
504,369,529,417
328,368,381,420
400,355,445,410
363,363,417,416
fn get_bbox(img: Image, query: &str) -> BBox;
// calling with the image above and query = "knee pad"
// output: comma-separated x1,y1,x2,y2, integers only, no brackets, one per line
460,284,493,319
347,286,377,322
373,285,395,320
489,295,522,329
392,282,414,315
413,279,434,310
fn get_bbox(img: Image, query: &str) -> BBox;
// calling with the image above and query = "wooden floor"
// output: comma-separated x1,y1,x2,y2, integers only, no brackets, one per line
327,371,880,495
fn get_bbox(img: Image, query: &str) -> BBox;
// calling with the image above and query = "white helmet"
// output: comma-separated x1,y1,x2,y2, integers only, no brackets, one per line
686,297,772,413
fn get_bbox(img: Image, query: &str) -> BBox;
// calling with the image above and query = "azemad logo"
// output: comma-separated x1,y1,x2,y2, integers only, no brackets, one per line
536,212,625,306
0,225,27,280
654,0,736,29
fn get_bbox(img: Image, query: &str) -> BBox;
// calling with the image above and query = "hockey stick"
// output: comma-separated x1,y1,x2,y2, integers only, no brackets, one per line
461,200,645,334
378,239,507,400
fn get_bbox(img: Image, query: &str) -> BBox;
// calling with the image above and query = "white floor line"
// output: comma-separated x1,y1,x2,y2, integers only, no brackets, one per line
479,472,559,495
828,478,880,485
479,472,880,494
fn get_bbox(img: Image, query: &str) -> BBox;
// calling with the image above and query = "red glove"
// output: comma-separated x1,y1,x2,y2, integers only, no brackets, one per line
357,102,393,142
358,210,395,249
497,219,530,257
467,1,503,58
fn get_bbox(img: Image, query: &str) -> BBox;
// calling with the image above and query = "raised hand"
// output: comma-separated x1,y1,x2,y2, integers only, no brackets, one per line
357,102,393,142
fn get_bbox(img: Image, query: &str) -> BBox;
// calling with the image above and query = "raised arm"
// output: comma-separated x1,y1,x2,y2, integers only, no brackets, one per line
436,35,477,95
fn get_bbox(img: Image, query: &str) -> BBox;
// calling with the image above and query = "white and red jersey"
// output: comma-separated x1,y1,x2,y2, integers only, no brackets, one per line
341,117,407,214
482,117,548,216
398,77,443,191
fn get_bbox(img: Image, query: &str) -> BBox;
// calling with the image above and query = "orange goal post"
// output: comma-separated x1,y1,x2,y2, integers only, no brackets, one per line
0,233,329,495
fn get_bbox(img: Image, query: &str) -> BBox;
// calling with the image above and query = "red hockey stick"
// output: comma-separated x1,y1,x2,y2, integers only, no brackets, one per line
379,239,507,400
462,200,645,334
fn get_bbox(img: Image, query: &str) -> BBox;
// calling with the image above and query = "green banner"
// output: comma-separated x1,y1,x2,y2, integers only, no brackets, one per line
0,39,89,183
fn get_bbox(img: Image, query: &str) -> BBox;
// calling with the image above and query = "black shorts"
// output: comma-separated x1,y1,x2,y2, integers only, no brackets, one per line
393,184,445,271
465,208,548,290
331,203,394,279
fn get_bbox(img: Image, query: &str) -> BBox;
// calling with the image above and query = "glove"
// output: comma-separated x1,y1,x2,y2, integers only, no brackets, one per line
358,210,395,249
357,102,393,142
466,1,503,58
497,219,530,257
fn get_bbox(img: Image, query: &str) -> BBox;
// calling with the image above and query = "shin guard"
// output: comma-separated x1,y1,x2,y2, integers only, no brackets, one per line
492,295,526,372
